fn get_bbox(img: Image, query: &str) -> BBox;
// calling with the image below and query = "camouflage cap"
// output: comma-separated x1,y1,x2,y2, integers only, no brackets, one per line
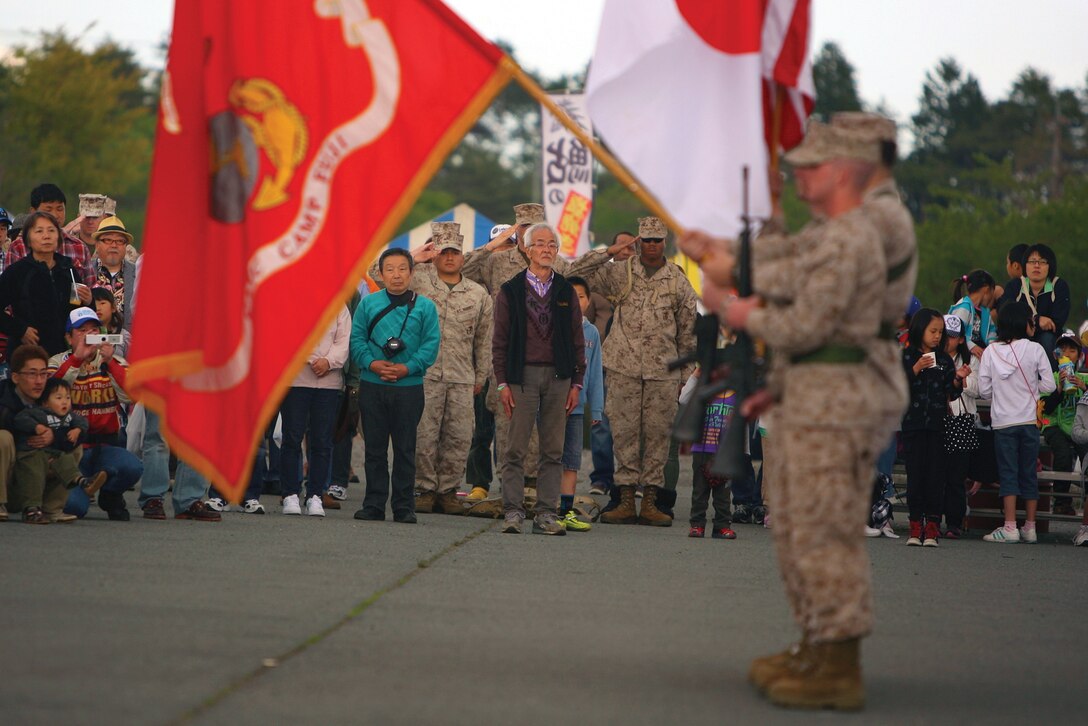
78,193,110,218
830,112,897,144
430,221,461,238
104,196,118,215
638,216,667,240
435,232,465,253
513,203,545,226
784,120,882,167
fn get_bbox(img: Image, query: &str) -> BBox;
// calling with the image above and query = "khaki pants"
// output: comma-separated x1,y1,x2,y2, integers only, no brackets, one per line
771,424,876,643
605,371,677,487
0,430,12,506
4,432,81,514
501,367,568,516
486,374,539,480
415,380,474,494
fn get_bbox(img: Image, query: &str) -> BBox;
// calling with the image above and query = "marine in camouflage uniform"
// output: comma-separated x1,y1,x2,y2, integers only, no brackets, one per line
368,223,492,515
711,122,888,710
831,112,916,456
576,217,697,526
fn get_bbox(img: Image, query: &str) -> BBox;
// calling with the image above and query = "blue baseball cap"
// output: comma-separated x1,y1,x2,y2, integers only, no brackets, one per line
67,307,100,331
0,208,12,227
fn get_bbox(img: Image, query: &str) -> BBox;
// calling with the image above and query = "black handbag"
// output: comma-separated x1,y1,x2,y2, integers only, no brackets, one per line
943,398,979,453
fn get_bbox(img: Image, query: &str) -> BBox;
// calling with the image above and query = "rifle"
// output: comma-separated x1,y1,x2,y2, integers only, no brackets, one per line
669,312,729,442
709,167,758,478
667,167,760,479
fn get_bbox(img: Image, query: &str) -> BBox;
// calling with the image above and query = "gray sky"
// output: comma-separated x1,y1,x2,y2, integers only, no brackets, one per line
3,0,1086,131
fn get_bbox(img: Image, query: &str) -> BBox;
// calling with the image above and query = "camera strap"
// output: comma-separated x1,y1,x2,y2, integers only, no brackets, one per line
367,292,416,343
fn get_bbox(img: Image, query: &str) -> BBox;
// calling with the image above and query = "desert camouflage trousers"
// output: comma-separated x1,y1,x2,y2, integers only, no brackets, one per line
765,422,877,643
605,371,678,487
416,379,474,493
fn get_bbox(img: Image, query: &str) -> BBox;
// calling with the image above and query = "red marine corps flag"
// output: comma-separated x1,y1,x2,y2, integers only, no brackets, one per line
129,0,511,500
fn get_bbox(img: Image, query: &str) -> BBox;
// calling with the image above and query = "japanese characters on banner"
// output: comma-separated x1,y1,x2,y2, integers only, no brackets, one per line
541,93,594,258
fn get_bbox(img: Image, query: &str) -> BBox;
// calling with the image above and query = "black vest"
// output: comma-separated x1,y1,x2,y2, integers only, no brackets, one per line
500,270,576,384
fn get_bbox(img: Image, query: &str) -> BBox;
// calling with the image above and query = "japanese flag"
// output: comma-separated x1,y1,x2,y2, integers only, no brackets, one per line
586,0,813,237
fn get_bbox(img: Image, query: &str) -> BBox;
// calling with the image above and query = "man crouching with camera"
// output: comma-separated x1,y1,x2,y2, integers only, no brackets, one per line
350,248,440,524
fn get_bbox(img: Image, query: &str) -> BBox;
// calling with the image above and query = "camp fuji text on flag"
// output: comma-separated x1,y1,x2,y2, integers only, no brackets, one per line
128,0,511,501
586,0,814,238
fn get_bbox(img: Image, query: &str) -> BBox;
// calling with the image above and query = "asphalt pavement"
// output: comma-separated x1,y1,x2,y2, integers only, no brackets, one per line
2,448,1084,725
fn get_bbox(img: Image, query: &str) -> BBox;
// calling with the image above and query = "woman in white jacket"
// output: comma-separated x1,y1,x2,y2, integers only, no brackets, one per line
978,303,1056,543
278,305,353,517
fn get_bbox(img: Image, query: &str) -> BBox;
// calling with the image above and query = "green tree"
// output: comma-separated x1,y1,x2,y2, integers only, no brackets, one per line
812,42,862,118
910,58,989,164
0,31,155,240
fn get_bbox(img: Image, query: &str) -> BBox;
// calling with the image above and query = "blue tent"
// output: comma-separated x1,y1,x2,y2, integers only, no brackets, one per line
387,203,498,251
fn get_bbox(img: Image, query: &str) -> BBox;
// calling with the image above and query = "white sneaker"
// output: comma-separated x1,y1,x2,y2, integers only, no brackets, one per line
327,485,348,501
306,495,325,517
241,499,265,514
983,526,1020,543
282,494,302,515
1073,525,1088,546
864,526,882,538
881,523,900,539
206,497,229,512
1018,526,1038,544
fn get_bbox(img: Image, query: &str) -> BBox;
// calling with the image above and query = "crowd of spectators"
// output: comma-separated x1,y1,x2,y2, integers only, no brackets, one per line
0,183,1083,548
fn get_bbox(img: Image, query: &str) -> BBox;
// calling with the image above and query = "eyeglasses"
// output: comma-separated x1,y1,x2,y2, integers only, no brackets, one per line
99,238,126,247
1026,258,1048,265
16,369,49,379
533,243,560,250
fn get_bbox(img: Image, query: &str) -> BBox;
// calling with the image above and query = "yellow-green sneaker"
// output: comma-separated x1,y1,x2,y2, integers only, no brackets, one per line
560,510,591,532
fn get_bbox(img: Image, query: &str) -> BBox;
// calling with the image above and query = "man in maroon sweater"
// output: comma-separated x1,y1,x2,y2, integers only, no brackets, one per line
493,223,585,535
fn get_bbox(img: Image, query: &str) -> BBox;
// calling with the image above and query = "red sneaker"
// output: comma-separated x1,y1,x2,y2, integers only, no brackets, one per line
688,525,705,538
906,520,923,546
923,520,940,547
712,527,737,539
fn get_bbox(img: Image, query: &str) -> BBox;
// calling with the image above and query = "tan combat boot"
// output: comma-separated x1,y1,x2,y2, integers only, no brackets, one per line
637,485,672,527
600,485,638,524
749,638,809,693
435,491,465,515
415,491,436,513
765,637,863,711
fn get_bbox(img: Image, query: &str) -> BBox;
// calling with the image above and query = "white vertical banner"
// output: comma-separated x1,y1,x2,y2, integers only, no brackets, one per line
541,93,594,259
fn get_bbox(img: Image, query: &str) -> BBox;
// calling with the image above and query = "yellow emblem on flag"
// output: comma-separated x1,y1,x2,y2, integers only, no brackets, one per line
227,78,309,210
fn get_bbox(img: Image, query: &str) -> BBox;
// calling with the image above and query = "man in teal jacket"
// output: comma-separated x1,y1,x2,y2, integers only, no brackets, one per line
350,248,440,523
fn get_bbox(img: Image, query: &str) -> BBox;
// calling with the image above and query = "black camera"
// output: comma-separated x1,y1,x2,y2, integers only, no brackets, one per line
382,337,407,358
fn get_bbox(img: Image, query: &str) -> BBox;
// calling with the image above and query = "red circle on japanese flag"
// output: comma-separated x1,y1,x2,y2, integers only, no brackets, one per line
676,0,764,54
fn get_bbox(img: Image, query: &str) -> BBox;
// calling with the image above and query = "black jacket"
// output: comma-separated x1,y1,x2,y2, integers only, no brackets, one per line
901,348,961,432
0,378,30,433
998,276,1071,332
0,253,81,358
499,270,578,384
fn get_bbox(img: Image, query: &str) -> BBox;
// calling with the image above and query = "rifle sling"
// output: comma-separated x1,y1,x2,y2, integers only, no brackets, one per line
791,344,866,365
886,252,915,283
878,322,899,340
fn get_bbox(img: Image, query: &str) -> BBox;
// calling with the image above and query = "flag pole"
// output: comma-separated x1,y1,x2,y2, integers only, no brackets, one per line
769,84,787,205
503,57,685,235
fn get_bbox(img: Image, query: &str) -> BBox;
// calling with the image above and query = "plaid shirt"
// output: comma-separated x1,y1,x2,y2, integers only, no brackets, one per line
3,232,95,281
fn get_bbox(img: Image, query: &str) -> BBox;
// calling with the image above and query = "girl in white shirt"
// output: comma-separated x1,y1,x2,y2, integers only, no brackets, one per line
978,303,1056,543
